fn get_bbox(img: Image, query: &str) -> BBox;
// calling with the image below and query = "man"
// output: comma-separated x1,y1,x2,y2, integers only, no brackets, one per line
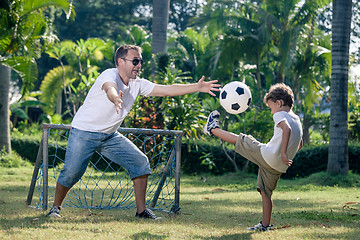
47,44,220,219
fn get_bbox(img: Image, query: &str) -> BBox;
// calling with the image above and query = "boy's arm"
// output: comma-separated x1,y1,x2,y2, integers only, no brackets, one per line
149,76,220,97
278,120,292,167
297,138,303,151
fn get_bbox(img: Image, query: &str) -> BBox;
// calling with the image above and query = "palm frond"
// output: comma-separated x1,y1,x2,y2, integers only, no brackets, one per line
3,56,38,97
40,65,74,114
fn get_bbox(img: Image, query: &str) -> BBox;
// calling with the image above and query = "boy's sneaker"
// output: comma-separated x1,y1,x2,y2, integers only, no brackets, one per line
248,221,274,231
135,208,161,220
204,110,220,136
47,206,62,218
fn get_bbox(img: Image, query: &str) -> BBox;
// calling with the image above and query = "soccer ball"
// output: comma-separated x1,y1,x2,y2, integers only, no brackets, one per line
219,81,252,114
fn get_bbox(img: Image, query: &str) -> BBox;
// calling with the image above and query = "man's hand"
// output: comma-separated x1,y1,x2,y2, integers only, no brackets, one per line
114,90,123,114
149,76,220,97
102,82,123,114
197,76,221,97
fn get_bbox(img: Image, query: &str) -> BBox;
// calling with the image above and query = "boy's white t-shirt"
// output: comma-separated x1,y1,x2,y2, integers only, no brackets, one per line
260,110,303,173
72,68,156,133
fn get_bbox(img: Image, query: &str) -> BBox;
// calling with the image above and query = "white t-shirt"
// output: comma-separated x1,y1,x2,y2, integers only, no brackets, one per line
72,68,156,133
260,110,303,173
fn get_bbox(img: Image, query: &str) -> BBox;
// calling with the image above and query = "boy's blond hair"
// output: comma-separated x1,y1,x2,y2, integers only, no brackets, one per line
263,83,294,108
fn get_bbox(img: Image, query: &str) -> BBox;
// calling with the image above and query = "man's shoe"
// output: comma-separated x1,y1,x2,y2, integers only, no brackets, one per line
135,208,161,220
203,110,220,136
47,206,62,218
248,221,273,231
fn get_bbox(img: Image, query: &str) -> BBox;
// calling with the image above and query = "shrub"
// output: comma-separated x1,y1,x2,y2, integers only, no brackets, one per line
11,136,42,164
0,148,31,168
181,141,360,178
11,136,360,178
282,145,329,179
282,145,360,179
181,140,248,175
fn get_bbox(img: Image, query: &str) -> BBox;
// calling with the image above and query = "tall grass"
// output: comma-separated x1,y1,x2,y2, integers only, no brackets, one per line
0,166,359,240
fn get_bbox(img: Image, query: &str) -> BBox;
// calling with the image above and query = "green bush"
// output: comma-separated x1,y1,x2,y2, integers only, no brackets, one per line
0,148,31,168
11,136,124,171
11,136,42,164
181,141,360,178
282,145,329,179
282,145,360,179
181,140,248,175
11,136,360,178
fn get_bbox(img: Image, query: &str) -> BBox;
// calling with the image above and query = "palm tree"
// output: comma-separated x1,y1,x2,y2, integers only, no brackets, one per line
168,28,211,80
40,38,115,117
151,0,170,73
0,64,11,153
327,0,352,174
291,23,331,144
261,0,331,83
0,0,72,154
195,0,273,103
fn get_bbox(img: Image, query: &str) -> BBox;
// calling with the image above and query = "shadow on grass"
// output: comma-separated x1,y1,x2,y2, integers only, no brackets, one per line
1,171,360,240
131,231,168,239
197,233,252,240
1,184,358,229
301,229,360,240
130,231,253,240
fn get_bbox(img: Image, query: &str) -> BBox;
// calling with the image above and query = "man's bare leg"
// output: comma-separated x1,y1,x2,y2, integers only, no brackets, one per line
133,175,148,214
53,181,71,207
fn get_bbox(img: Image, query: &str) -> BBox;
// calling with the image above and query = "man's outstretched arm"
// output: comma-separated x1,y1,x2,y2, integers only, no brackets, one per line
149,76,220,97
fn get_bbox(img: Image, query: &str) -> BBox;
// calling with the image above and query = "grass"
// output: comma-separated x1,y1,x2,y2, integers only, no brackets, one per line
0,166,359,240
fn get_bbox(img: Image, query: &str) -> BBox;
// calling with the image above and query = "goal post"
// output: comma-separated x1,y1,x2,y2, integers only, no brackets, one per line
27,123,182,214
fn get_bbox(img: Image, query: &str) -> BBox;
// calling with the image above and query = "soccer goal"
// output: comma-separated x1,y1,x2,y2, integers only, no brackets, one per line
26,124,182,214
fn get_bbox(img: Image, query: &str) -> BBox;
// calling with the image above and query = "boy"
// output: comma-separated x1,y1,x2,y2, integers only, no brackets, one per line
204,83,303,231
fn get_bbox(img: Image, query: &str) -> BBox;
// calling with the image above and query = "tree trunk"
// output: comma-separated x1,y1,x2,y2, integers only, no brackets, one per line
302,114,311,145
0,64,12,154
327,0,352,175
151,0,170,73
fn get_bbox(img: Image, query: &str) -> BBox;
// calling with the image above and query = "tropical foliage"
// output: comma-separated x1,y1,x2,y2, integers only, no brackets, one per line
0,0,73,95
0,0,73,153
3,0,359,174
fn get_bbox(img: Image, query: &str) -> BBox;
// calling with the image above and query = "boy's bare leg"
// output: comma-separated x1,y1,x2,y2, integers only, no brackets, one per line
53,181,71,207
260,190,272,226
211,128,238,144
133,175,148,213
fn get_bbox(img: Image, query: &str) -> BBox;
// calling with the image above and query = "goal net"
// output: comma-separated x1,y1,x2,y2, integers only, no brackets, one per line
27,124,182,213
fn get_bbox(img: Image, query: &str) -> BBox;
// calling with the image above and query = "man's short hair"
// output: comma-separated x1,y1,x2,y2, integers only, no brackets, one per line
263,83,294,108
114,45,142,66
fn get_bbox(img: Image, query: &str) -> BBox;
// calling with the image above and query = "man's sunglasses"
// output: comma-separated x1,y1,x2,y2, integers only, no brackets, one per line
121,58,144,66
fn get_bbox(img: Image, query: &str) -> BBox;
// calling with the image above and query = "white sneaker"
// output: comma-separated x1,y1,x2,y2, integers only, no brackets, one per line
203,110,220,136
248,221,274,231
47,206,62,218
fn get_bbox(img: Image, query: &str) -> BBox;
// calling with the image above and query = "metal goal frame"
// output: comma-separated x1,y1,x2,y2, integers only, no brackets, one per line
26,124,182,213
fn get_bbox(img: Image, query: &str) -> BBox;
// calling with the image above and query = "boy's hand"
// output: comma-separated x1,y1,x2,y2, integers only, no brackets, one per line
281,153,293,167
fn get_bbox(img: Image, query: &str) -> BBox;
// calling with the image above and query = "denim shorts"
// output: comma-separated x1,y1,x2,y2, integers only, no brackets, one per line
58,127,151,188
235,133,282,199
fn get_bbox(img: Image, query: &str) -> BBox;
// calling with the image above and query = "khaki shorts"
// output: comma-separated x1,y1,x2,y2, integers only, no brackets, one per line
235,133,282,198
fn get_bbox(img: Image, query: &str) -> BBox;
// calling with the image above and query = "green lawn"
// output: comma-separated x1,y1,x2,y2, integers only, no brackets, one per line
0,166,359,239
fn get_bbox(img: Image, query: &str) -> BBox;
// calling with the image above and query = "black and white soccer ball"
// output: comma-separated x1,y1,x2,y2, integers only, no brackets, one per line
219,81,252,114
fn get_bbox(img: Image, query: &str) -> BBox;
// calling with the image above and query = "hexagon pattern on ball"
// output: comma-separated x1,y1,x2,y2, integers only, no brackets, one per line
219,81,252,114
